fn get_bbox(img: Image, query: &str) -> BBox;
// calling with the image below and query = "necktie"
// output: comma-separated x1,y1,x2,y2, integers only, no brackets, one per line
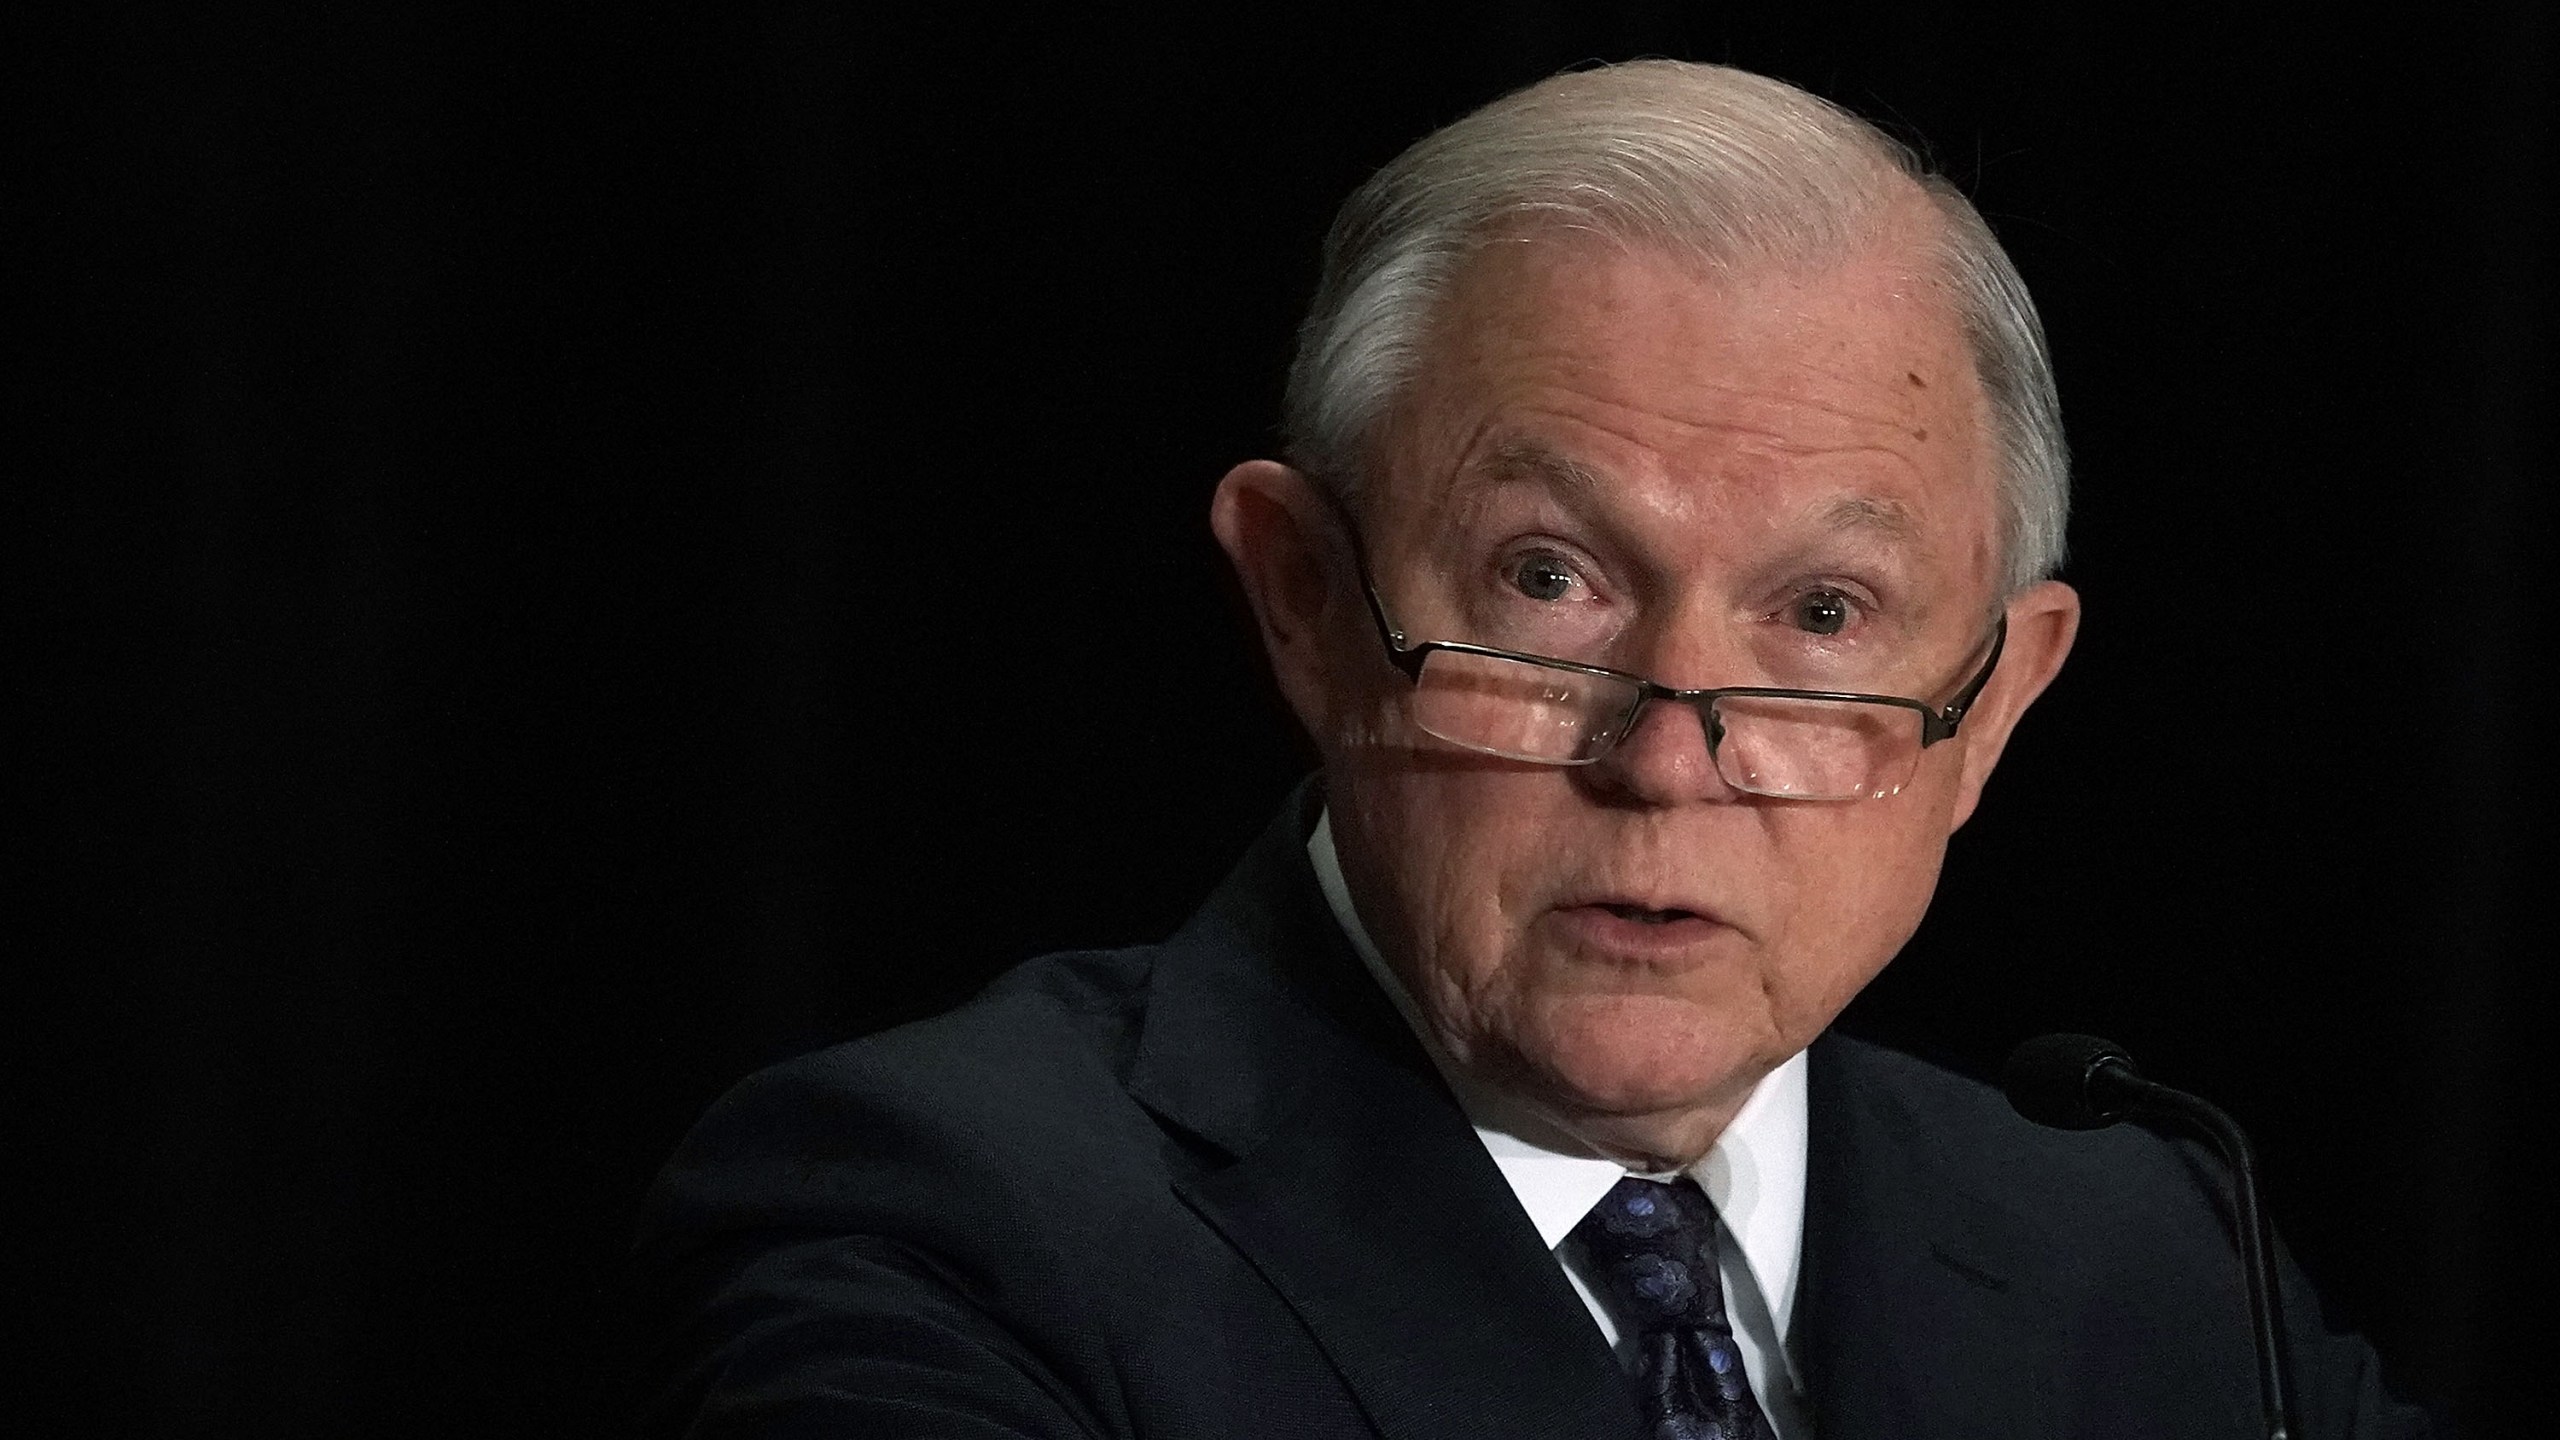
1572,1175,1774,1440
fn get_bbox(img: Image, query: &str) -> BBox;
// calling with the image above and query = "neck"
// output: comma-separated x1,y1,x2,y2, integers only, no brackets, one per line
1486,1070,1743,1174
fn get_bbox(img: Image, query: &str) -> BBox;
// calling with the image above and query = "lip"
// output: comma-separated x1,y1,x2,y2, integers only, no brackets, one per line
1546,895,1733,960
1555,888,1730,925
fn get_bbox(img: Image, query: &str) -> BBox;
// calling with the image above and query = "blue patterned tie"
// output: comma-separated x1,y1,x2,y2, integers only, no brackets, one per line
1572,1176,1774,1440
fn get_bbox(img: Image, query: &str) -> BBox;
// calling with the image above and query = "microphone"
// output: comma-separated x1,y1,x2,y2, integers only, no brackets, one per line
2003,1035,2297,1440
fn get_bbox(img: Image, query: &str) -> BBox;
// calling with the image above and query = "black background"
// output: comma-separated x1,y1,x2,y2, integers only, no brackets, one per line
22,5,2552,1436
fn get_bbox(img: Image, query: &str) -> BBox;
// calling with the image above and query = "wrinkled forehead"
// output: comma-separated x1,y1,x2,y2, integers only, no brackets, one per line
1364,228,2000,594
1438,436,1933,550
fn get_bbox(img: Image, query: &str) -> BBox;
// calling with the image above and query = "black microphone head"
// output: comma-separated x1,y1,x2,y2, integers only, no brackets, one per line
2004,1033,2140,1130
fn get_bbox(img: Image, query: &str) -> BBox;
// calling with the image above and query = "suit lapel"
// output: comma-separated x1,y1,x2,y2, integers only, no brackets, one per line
1176,1066,1639,1440
1129,790,1640,1440
1797,1034,2065,1440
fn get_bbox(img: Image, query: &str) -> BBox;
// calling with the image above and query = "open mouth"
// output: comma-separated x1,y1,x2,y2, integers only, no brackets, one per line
1596,903,1701,926
1551,899,1725,958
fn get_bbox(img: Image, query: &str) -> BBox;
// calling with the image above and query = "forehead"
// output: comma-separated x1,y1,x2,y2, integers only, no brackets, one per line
1375,225,1999,590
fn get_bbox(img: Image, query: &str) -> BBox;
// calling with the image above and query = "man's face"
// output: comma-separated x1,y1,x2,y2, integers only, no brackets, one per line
1241,218,2075,1164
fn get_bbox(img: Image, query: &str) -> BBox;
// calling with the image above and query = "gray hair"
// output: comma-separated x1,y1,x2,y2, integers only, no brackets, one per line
1283,60,2067,595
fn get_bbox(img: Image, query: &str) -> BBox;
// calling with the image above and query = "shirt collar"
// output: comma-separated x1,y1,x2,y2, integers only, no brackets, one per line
1307,809,1809,1345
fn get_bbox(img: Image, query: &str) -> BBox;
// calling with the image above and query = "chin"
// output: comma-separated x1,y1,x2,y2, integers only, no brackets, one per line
1512,991,1776,1124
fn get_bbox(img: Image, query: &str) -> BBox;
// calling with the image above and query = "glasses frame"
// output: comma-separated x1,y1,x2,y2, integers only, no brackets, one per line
1339,524,2007,777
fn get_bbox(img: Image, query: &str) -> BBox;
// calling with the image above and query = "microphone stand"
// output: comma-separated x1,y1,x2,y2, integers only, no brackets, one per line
2087,1056,2297,1440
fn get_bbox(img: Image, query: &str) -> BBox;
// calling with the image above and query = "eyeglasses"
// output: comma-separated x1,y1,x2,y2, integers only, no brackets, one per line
1348,544,2005,802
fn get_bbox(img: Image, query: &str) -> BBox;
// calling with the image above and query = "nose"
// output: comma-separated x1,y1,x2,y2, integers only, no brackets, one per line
1579,688,1739,806
1574,612,1759,806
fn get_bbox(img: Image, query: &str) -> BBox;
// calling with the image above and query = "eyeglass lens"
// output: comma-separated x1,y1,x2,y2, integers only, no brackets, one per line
1409,650,1640,764
1408,650,1922,800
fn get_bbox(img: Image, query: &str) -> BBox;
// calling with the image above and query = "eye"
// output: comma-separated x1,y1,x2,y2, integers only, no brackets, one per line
1789,588,1855,636
1507,553,1579,603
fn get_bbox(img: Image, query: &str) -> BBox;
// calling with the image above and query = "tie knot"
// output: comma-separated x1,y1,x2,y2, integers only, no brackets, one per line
1573,1176,1728,1332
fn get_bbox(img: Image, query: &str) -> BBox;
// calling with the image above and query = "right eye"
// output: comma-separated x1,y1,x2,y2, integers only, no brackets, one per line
1507,553,1579,602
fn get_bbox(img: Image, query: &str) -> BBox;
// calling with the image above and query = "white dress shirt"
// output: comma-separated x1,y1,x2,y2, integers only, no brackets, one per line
1310,813,1811,1439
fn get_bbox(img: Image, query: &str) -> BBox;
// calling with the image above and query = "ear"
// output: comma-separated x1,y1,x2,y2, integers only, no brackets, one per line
1210,460,1355,742
1947,579,2081,829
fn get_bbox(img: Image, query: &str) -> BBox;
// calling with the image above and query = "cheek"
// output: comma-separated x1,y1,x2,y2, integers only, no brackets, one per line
1364,771,1532,922
1759,796,1953,1017
1313,646,1406,754
1335,761,1559,982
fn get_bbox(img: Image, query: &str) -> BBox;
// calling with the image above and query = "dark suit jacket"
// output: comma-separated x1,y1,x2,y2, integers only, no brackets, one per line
634,789,2429,1438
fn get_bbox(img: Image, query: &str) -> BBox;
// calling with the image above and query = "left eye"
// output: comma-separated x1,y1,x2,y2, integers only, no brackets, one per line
1508,555,1577,602
1790,589,1854,635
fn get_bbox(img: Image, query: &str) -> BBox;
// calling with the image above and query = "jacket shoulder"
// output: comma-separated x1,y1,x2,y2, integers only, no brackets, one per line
1817,1032,2231,1237
629,945,1196,1438
639,944,1176,1250
1811,1034,2439,1438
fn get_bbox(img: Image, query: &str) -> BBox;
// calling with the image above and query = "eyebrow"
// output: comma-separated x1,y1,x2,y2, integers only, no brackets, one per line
1431,440,1598,534
1460,438,1923,544
1818,494,1920,541
1462,439,1608,499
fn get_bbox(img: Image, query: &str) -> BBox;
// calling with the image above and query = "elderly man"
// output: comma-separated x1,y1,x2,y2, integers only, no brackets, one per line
636,61,2428,1439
